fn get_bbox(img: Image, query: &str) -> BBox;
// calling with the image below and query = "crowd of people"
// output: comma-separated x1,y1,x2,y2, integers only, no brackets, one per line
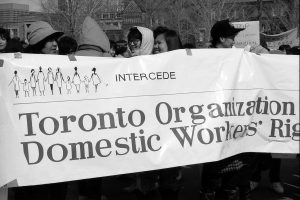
1,16,299,200
1,17,299,57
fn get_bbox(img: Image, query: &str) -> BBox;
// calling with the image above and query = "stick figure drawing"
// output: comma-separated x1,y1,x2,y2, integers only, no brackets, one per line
55,67,64,95
72,67,81,93
8,70,21,98
37,66,46,96
46,67,55,95
83,76,91,93
91,67,101,92
65,76,72,94
29,69,37,96
22,79,30,97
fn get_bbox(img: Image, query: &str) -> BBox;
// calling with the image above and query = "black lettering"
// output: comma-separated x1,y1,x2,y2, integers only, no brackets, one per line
69,141,95,160
115,137,130,155
47,143,68,162
95,139,112,157
78,114,97,132
60,115,76,133
21,141,44,165
39,116,59,135
19,112,39,136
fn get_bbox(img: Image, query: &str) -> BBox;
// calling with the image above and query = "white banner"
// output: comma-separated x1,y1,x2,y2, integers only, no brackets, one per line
0,49,299,187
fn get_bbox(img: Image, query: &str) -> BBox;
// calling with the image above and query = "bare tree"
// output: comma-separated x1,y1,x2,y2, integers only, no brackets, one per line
134,0,167,28
189,0,238,40
239,0,299,34
42,0,105,39
264,0,299,33
166,0,188,33
164,0,197,44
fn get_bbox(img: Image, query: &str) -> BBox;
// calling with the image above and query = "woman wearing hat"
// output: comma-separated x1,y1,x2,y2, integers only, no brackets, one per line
210,19,244,48
200,19,255,200
13,21,67,200
25,21,64,54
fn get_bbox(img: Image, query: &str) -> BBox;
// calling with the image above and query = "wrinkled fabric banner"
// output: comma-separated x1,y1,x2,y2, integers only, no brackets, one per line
0,49,299,187
261,28,299,50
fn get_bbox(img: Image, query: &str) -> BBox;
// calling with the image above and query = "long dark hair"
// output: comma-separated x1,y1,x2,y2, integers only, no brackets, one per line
153,26,183,51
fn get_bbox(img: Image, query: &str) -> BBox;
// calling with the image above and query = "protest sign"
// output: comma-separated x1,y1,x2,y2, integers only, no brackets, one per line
232,21,260,48
261,28,299,50
0,49,299,187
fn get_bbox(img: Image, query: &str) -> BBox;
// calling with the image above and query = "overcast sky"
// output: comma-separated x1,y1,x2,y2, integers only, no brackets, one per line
0,0,43,11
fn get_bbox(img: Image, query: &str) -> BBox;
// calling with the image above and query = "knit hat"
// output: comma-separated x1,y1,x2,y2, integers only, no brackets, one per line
27,21,63,45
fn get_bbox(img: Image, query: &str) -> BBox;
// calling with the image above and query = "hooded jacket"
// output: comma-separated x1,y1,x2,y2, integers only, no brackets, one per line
135,26,154,56
76,16,111,57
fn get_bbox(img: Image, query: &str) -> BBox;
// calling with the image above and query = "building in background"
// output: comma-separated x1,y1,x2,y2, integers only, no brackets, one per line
0,0,298,46
95,0,124,41
122,0,146,31
95,0,146,41
0,3,44,41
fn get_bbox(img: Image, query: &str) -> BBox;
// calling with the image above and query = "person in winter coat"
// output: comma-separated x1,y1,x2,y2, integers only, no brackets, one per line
75,16,111,200
124,26,158,200
201,19,255,200
127,26,154,57
12,21,67,200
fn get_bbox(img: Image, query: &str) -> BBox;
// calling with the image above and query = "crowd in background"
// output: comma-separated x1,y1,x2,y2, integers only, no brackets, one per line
1,16,300,200
1,17,299,56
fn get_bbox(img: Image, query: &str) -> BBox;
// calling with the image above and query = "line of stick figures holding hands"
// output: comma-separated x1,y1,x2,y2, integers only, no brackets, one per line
9,66,105,98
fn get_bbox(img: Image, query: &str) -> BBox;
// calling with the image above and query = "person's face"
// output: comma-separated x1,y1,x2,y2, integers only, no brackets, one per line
128,39,141,54
41,38,58,54
153,34,168,54
220,36,235,48
0,36,7,50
